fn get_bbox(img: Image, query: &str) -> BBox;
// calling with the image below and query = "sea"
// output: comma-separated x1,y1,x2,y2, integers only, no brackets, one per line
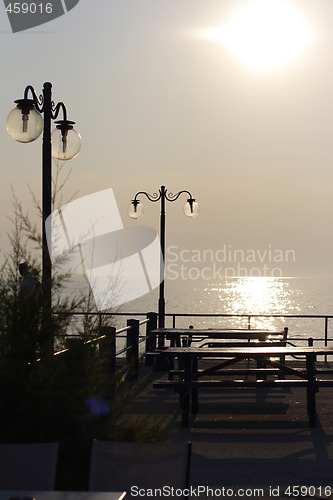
63,275,333,347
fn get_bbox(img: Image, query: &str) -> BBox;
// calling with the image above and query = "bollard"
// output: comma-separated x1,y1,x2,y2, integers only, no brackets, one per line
145,312,157,366
126,319,139,381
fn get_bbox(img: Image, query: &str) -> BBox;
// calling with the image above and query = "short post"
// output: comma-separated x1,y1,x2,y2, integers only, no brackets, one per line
99,326,116,386
145,312,157,366
126,319,139,381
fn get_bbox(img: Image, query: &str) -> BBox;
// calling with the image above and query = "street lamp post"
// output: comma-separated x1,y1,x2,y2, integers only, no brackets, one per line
128,185,199,332
6,82,81,357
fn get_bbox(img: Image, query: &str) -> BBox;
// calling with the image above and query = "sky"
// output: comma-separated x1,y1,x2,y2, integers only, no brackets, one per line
1,0,333,279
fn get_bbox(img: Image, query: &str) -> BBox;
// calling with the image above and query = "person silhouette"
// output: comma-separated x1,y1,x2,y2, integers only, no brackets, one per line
19,262,41,298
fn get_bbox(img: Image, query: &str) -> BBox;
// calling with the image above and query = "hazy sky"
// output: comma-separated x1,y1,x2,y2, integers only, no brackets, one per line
1,0,333,278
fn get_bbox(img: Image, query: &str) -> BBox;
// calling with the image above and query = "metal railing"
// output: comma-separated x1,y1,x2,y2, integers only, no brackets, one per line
100,311,333,346
55,311,333,384
55,312,158,383
163,313,333,347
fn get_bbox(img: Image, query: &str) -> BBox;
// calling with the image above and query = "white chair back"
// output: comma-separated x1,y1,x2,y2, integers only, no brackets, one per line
89,440,191,499
0,442,59,489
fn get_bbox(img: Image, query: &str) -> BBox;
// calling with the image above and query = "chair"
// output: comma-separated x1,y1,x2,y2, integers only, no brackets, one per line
89,440,191,498
0,442,59,489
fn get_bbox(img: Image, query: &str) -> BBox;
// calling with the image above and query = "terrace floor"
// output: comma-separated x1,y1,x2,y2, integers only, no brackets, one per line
126,358,333,499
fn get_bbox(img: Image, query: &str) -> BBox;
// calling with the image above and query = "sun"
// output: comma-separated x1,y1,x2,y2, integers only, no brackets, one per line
202,1,313,71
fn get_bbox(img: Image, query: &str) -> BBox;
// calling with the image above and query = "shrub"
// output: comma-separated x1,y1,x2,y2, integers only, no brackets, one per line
0,188,166,489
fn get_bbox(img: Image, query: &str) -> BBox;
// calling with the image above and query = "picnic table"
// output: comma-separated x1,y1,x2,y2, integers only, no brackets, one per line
149,326,289,373
153,345,333,428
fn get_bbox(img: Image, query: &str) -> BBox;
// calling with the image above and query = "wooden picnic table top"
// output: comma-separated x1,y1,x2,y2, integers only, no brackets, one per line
160,346,333,357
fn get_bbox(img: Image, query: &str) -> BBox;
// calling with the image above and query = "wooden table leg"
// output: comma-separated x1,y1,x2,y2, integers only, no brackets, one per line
180,355,191,427
306,353,317,427
191,355,198,414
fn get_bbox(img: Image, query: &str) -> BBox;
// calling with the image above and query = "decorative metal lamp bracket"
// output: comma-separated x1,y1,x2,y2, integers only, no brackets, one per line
22,85,73,124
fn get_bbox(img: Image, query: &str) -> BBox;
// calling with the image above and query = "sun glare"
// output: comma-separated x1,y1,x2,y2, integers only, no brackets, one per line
202,1,313,70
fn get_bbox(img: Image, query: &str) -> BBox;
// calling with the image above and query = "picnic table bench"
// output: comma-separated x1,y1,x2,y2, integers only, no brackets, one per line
153,345,333,428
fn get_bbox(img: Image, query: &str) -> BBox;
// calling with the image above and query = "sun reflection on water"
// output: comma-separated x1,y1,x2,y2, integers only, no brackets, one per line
204,277,302,330
224,278,291,313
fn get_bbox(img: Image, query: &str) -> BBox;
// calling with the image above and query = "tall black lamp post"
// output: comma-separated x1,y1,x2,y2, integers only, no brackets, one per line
128,185,199,330
6,82,81,357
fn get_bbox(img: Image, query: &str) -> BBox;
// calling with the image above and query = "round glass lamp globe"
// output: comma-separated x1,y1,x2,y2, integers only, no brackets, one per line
128,202,144,219
184,200,199,218
51,128,81,160
6,106,43,143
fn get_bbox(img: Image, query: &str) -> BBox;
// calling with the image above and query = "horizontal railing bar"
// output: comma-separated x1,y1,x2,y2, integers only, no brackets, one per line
106,311,333,319
116,346,129,356
54,348,68,356
53,311,148,316
116,326,132,334
53,311,333,319
166,313,333,319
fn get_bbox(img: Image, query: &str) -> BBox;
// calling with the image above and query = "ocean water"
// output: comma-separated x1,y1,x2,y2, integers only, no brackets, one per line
64,276,333,344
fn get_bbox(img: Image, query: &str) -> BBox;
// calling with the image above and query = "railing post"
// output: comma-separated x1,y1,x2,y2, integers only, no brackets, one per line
126,319,139,380
99,326,116,379
145,312,157,366
65,336,84,356
248,316,251,329
64,337,85,379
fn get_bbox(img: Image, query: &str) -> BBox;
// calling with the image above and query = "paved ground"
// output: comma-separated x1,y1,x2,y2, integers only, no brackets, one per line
128,359,333,499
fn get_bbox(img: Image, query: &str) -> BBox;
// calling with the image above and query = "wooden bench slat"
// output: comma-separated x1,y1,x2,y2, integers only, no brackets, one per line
169,368,281,375
153,379,333,389
201,341,287,348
